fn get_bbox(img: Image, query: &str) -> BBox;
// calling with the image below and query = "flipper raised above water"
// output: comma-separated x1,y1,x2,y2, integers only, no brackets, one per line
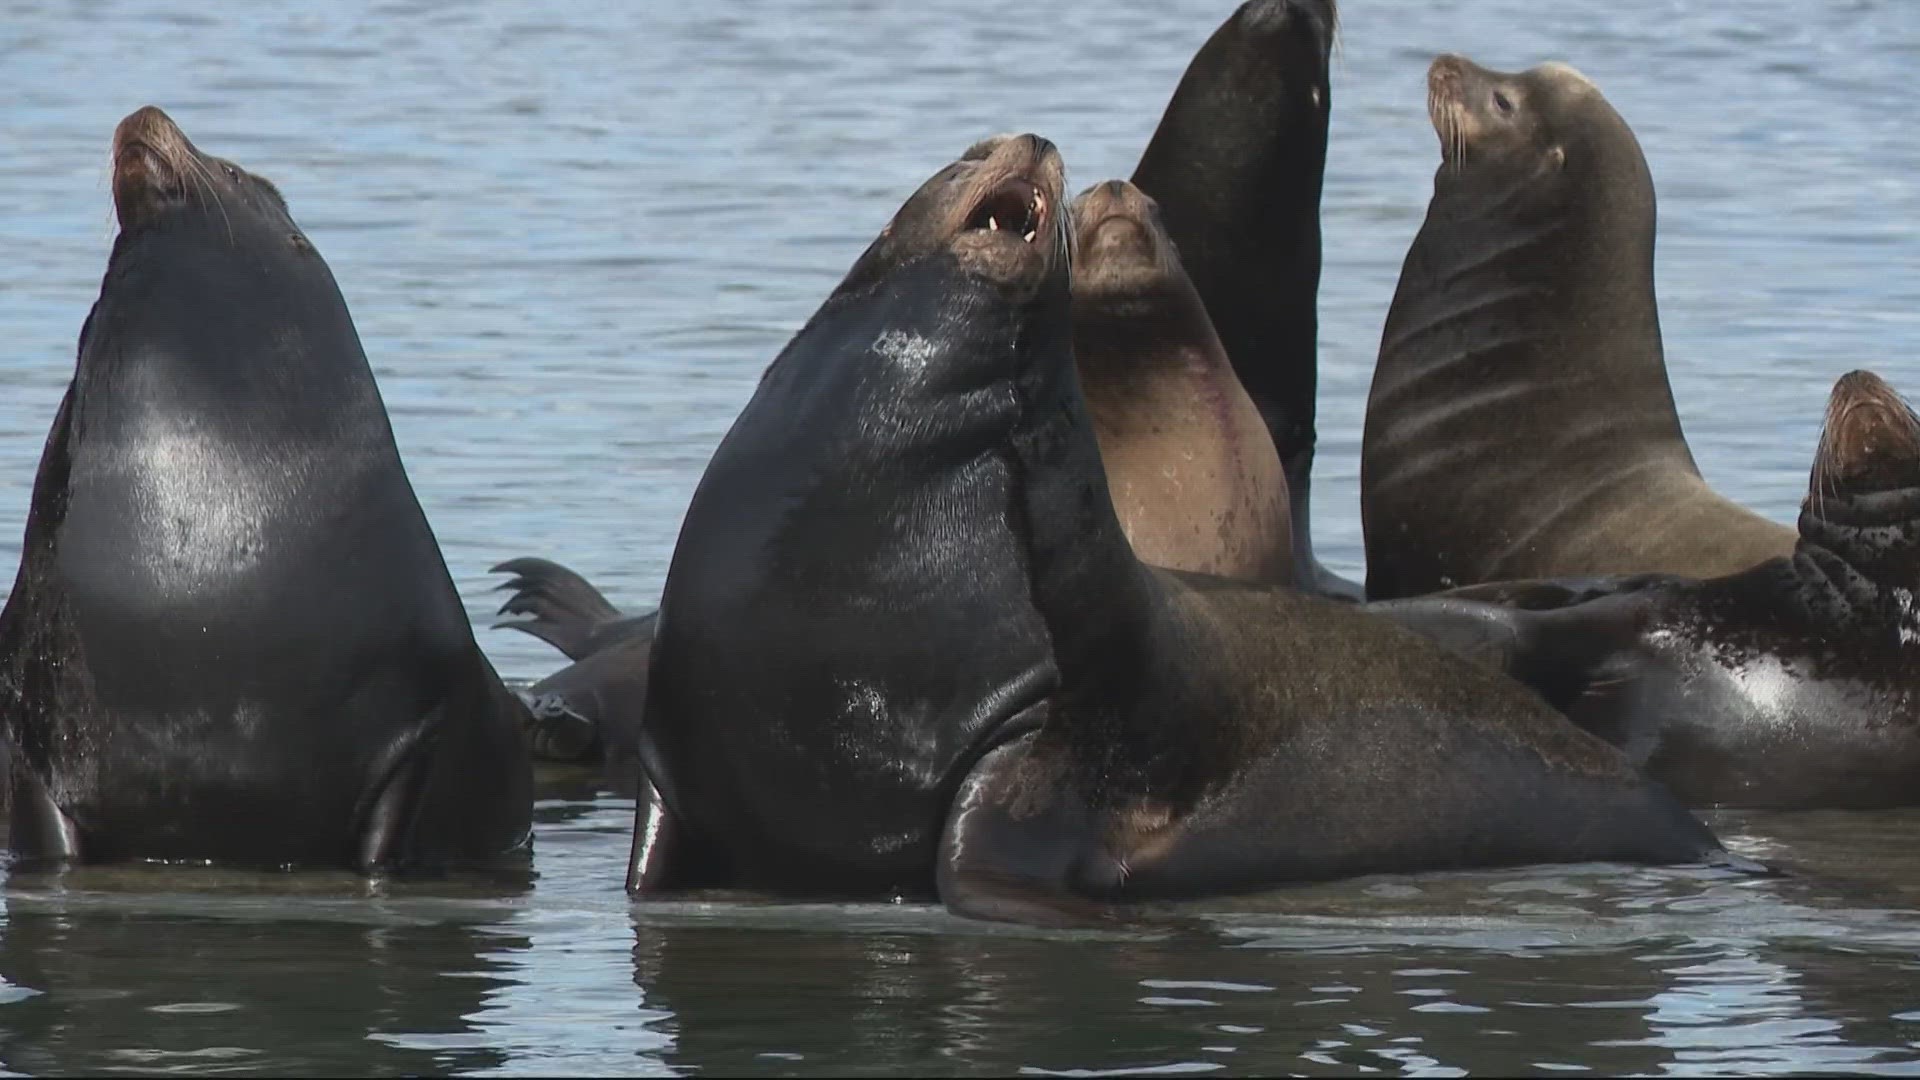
490,557,656,771
491,557,653,661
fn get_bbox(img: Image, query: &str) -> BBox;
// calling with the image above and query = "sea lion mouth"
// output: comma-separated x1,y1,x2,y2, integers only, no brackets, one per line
945,134,1067,285
1812,370,1920,502
965,177,1047,244
1084,215,1153,248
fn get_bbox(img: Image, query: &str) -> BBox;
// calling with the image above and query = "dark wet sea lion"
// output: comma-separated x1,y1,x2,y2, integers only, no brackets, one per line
628,134,1068,899
1070,179,1292,584
1131,0,1359,600
1371,370,1920,809
1361,54,1794,601
490,557,653,769
626,133,1736,924
0,106,532,867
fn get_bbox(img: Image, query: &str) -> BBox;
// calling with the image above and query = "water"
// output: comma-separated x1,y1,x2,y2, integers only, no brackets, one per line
2,0,1918,1073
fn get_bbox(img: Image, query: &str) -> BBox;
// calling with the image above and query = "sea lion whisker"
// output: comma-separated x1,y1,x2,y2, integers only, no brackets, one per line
186,154,235,244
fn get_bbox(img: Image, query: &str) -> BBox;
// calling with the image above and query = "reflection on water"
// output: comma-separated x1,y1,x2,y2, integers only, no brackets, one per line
3,0,1919,1072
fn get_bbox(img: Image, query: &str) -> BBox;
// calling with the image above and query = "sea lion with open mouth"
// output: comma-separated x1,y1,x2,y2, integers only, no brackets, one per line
626,133,1740,925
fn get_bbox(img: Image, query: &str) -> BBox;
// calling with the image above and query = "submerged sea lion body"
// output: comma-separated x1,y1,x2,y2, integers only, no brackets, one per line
1362,55,1792,600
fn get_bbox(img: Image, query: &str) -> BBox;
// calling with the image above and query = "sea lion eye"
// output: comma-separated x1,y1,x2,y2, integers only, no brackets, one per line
223,163,240,179
1493,91,1515,116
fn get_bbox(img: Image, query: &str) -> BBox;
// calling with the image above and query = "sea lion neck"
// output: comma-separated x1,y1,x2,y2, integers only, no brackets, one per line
1795,488,1920,592
75,209,384,440
1071,276,1219,379
1006,302,1161,718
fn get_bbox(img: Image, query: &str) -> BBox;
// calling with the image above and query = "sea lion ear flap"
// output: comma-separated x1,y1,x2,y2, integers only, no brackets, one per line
1546,145,1567,170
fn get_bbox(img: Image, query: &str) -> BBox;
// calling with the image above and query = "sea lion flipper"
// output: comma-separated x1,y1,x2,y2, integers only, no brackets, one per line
356,732,435,871
936,735,1134,928
627,778,701,895
522,690,601,764
489,557,627,661
356,672,533,870
7,755,81,862
1366,596,1540,675
1368,594,1653,719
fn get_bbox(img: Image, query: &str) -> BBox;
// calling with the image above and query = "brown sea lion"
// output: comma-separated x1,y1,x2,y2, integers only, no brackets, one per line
1361,54,1794,600
1131,0,1359,599
1071,179,1292,584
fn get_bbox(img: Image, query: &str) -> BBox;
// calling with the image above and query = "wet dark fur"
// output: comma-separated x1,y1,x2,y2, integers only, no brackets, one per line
625,134,1733,926
0,108,532,867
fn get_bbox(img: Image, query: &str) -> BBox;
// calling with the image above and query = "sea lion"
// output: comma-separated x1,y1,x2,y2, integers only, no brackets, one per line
1361,54,1794,601
1371,370,1920,810
1070,179,1292,584
1131,0,1360,599
626,133,1738,925
490,557,653,769
0,106,532,867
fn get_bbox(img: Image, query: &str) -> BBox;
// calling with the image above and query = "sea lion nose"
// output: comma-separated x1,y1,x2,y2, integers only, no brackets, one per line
1428,53,1469,89
114,105,183,152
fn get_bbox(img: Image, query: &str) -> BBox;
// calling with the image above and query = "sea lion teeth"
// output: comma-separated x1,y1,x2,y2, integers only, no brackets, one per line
988,216,999,231
1022,230,1035,243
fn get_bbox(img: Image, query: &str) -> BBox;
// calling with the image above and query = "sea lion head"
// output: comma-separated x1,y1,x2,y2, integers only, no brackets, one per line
111,106,294,234
1425,55,1638,194
838,133,1070,299
1801,370,1920,587
1813,371,1920,500
1068,180,1184,299
1227,0,1337,113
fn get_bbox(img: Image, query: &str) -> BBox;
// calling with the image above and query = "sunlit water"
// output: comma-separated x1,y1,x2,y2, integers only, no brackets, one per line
2,0,1918,1073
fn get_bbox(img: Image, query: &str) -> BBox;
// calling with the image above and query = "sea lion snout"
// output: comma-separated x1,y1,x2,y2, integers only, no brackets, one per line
1425,55,1488,161
111,105,198,226
1068,180,1173,292
1816,370,1920,496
